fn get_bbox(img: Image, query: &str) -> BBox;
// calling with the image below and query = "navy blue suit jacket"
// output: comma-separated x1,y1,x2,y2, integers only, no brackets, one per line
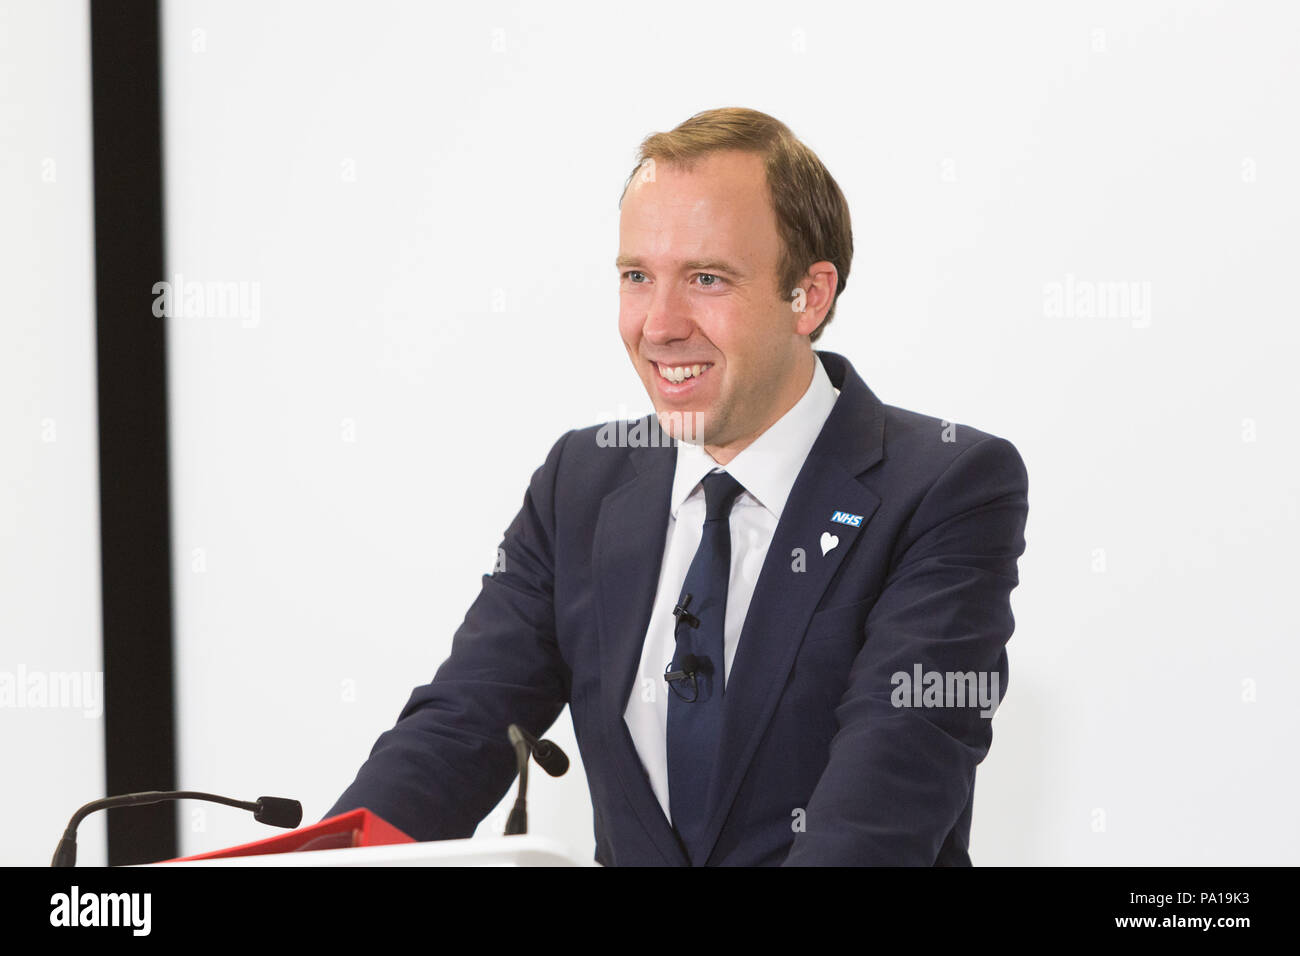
327,351,1029,865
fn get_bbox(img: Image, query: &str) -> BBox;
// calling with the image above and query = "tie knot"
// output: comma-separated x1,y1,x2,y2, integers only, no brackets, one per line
701,470,744,522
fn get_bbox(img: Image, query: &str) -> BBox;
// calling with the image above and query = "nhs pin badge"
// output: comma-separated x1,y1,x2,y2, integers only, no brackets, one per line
830,511,863,528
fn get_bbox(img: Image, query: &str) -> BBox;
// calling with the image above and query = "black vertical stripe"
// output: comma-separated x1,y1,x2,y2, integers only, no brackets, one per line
90,0,177,866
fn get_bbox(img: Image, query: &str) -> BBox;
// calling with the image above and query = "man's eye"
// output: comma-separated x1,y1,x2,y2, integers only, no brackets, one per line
696,273,724,288
622,271,647,283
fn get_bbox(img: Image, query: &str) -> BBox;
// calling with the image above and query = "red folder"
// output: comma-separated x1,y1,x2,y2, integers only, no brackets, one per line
168,809,414,861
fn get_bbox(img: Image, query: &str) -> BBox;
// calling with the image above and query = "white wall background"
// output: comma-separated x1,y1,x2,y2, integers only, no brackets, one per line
0,0,107,866
150,0,1299,864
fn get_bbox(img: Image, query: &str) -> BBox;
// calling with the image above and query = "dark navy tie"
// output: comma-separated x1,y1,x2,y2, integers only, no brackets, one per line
667,469,745,862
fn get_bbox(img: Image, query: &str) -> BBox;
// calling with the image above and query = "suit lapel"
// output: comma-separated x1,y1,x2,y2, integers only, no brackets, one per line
696,351,886,863
593,432,688,864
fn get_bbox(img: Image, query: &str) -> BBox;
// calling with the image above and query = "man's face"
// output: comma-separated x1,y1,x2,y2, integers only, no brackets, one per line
617,150,822,463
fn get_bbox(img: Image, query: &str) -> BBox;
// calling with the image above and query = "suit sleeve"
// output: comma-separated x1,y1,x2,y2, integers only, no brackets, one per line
782,435,1029,865
324,431,574,841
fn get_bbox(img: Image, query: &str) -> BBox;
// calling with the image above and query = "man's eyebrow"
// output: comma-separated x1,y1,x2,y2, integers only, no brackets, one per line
615,255,746,276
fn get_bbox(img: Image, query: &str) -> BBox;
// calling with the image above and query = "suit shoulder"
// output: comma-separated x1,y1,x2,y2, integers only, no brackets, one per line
878,402,1026,484
543,414,673,489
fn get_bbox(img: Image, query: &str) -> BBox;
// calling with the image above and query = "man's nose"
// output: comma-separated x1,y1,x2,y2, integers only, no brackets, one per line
641,282,695,345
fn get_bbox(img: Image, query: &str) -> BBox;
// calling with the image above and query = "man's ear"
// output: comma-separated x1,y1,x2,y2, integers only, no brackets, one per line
791,261,838,336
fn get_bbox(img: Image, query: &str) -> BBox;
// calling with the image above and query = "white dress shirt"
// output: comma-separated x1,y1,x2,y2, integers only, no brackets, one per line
622,353,840,823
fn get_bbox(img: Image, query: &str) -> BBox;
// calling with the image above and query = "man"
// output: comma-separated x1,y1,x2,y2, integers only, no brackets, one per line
327,107,1029,865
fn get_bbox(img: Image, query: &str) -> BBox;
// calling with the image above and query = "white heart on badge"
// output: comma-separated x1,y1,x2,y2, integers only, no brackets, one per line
820,532,839,556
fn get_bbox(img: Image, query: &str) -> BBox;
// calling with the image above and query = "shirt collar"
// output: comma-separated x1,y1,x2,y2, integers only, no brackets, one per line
670,353,840,521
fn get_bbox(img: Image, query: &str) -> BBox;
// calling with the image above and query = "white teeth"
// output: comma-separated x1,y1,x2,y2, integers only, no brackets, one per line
657,362,711,383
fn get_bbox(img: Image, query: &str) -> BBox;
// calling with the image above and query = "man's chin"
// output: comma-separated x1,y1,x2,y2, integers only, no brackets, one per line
654,408,710,445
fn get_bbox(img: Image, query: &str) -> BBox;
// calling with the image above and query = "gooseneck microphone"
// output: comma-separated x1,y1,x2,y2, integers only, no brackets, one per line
51,790,303,867
503,723,571,836
510,724,570,777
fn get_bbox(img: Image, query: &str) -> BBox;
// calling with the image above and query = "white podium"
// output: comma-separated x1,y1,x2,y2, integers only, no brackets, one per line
152,835,596,867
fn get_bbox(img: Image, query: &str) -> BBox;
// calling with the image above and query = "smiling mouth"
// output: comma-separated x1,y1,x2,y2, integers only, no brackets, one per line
653,361,714,384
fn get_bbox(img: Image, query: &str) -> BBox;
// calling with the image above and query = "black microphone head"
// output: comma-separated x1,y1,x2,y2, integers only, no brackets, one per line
253,796,303,828
533,740,570,777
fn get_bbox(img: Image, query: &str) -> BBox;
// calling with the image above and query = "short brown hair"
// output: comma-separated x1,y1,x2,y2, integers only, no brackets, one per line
619,107,853,342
